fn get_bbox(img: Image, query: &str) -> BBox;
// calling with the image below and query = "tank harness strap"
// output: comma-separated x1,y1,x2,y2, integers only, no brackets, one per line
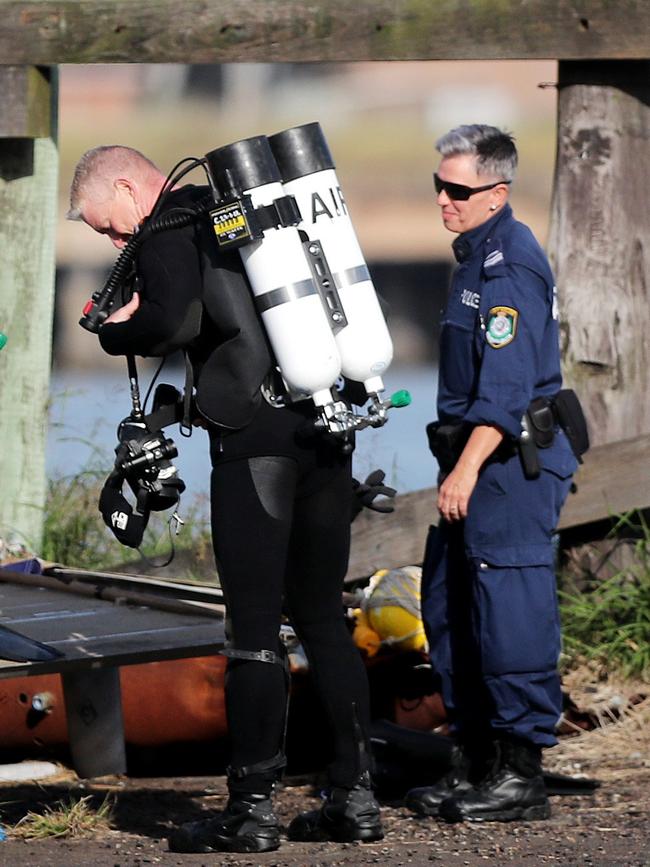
180,351,194,435
352,700,375,778
255,195,301,232
227,751,288,780
220,647,286,666
222,643,291,782
143,402,180,432
139,355,194,438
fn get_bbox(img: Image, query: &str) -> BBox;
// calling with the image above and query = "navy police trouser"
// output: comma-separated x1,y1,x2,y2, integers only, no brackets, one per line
420,432,577,747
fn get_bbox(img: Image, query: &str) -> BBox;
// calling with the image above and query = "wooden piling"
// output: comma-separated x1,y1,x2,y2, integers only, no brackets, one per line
0,66,58,550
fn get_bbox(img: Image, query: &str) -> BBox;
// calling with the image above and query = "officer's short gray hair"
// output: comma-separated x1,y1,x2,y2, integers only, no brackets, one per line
436,125,518,182
68,145,161,221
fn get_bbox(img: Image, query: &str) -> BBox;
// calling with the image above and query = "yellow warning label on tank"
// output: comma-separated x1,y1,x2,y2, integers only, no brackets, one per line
214,214,246,234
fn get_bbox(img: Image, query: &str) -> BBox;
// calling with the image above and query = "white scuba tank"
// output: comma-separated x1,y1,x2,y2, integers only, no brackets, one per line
204,136,341,407
268,122,393,398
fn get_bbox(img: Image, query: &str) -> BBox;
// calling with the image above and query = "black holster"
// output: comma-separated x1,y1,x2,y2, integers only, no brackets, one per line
518,413,542,479
518,396,555,480
426,421,471,474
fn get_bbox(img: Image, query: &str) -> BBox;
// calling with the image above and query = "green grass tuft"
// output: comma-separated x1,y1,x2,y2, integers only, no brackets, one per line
10,795,113,840
42,467,215,581
41,469,111,569
559,511,650,681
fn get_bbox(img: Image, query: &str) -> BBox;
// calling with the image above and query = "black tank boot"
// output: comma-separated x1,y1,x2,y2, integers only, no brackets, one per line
170,642,289,852
438,738,550,824
168,792,280,854
287,771,384,843
169,742,285,854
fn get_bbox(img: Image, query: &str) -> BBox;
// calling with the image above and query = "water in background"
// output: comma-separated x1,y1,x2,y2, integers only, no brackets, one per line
47,364,439,505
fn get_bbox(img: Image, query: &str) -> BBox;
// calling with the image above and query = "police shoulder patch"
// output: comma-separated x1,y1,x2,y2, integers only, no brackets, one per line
486,306,518,348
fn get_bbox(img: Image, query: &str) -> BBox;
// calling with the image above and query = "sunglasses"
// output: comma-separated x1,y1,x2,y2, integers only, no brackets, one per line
433,173,511,201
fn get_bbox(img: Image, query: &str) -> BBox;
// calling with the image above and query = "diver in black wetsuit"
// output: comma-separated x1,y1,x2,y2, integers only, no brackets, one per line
68,145,384,853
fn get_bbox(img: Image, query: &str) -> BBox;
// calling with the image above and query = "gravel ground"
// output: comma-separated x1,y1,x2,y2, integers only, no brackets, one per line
0,759,648,867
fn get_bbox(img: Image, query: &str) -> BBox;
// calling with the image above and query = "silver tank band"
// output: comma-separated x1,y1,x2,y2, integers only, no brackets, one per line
255,264,371,314
255,277,317,314
333,264,371,290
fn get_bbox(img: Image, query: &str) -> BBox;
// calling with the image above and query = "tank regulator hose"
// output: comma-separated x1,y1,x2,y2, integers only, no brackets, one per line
79,201,213,333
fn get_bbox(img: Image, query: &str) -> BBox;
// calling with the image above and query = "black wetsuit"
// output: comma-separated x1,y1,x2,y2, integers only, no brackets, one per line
98,186,373,795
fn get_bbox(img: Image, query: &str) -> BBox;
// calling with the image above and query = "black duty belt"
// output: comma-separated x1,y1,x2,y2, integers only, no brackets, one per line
426,389,589,479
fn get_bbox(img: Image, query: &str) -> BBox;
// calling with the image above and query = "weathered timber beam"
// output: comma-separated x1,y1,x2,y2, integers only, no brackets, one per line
0,67,52,137
0,1,648,64
348,432,650,578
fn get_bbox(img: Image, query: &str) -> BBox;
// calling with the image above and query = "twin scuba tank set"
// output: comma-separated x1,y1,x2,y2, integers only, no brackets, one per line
203,124,411,439
79,122,411,549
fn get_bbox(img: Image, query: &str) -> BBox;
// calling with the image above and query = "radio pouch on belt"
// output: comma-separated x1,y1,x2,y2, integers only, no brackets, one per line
553,388,590,462
526,397,555,449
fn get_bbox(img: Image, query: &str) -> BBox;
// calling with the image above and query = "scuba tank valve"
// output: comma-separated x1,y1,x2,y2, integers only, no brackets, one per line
312,389,412,438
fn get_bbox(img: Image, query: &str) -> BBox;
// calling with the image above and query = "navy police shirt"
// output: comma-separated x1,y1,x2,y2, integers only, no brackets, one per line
437,204,562,440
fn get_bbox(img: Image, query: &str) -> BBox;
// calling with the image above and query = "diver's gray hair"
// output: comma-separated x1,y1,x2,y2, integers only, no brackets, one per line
435,125,518,182
68,145,161,220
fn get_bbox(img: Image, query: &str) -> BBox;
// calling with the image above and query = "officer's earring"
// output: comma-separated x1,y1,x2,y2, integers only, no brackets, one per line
489,204,497,211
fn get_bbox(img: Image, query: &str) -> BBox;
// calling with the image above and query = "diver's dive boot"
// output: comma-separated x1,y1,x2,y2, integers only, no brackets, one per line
171,641,288,853
439,738,550,824
287,771,384,843
168,793,280,853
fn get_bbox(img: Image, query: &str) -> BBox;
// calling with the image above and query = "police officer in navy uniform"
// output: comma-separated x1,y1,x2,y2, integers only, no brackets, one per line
405,125,578,823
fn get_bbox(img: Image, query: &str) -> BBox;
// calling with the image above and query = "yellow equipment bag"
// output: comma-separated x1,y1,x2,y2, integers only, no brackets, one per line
360,566,427,653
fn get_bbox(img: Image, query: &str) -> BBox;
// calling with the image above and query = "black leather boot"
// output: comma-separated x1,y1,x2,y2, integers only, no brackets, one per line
404,743,472,817
168,793,280,853
439,738,550,823
287,771,384,843
405,738,495,817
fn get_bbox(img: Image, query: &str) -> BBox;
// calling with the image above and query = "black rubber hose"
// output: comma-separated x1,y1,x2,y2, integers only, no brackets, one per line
79,200,213,333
